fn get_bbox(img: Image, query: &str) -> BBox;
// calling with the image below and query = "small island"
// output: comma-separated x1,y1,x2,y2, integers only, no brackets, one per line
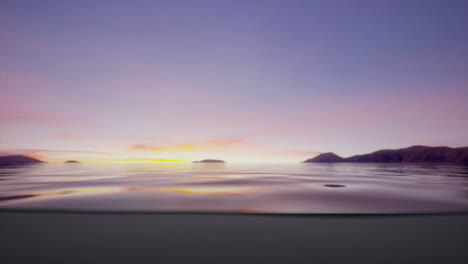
65,160,80,163
193,159,226,163
0,155,45,166
304,152,344,163
303,145,468,163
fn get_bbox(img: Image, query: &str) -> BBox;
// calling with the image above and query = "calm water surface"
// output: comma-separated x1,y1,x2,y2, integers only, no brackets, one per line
1,163,468,213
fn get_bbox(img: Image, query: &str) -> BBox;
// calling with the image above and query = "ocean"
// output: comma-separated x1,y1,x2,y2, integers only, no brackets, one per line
1,162,468,213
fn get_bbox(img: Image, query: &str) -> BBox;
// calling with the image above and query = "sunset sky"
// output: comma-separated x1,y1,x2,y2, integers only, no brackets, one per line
1,0,467,163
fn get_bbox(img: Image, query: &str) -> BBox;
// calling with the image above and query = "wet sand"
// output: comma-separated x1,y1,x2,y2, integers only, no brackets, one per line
1,211,468,264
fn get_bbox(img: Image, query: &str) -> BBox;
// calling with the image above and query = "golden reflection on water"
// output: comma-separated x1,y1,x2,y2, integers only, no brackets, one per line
188,176,230,182
154,186,256,196
33,176,122,182
1,163,468,213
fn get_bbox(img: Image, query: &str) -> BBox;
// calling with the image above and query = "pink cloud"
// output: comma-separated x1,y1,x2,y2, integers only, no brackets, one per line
248,91,468,141
0,23,52,56
1,149,119,160
249,150,321,160
55,134,94,141
272,151,321,157
130,138,252,152
0,112,67,124
0,96,90,126
0,71,48,89
54,134,170,144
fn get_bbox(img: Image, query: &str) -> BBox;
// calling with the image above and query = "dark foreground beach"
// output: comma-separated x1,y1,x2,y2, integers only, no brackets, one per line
1,211,468,264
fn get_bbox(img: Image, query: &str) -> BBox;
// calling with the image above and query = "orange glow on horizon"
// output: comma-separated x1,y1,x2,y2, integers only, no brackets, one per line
131,144,200,152
118,158,188,163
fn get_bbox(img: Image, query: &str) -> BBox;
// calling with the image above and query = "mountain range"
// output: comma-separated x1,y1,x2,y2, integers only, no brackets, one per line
303,146,468,163
2,146,468,166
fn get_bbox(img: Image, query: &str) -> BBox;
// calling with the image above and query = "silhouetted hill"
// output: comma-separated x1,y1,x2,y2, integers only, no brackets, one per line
303,146,468,163
193,159,225,163
0,155,45,166
65,160,80,163
303,153,344,163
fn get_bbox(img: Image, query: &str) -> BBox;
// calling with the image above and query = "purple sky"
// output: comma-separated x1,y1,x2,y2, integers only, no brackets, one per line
1,0,467,162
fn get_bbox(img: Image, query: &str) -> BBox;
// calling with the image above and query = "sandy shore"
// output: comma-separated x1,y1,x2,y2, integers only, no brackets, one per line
1,211,468,264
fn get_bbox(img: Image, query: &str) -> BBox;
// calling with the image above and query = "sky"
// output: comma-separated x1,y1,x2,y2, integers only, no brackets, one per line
1,0,467,163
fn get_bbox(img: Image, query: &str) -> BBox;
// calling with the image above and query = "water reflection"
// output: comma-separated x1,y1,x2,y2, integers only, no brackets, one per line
155,186,256,195
0,187,123,203
0,163,467,213
324,184,346,188
191,162,227,171
0,194,39,201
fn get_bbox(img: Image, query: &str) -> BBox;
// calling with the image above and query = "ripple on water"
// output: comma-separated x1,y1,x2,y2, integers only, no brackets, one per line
1,163,468,213
324,184,347,188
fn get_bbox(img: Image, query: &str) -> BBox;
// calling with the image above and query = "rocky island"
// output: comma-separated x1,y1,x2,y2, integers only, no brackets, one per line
303,146,468,163
0,155,45,166
65,160,80,163
305,152,344,163
193,159,226,163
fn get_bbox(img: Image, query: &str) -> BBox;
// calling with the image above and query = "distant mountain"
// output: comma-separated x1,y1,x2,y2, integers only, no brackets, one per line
303,146,468,163
0,155,45,166
303,152,344,163
193,159,225,163
65,160,80,163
